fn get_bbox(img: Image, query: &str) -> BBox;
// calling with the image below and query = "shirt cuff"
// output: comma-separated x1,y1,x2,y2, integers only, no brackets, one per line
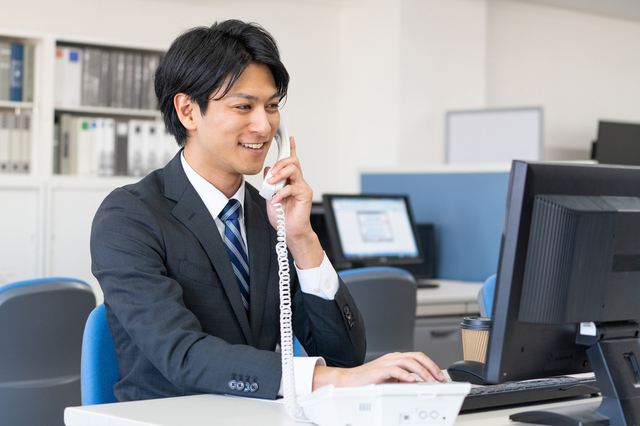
278,356,326,398
295,252,339,300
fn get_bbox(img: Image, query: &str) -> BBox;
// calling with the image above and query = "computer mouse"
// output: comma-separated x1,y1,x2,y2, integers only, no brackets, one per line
446,360,492,385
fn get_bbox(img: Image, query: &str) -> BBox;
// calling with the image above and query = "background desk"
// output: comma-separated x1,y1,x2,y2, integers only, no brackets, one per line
64,392,601,426
414,280,482,367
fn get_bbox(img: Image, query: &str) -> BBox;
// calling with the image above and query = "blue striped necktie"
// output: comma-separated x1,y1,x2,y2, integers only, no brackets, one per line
219,199,250,312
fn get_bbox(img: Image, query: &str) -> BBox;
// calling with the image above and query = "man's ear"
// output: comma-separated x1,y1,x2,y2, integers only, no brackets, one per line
174,93,197,131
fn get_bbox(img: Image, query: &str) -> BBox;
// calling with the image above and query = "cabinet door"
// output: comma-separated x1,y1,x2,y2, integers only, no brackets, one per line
0,185,42,282
414,316,465,368
48,184,119,301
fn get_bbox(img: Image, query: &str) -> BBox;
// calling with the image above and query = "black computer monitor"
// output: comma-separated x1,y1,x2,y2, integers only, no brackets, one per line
595,120,640,166
484,160,640,425
322,194,423,269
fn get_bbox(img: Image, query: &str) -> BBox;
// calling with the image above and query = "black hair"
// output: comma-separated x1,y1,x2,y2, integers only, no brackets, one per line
154,20,290,147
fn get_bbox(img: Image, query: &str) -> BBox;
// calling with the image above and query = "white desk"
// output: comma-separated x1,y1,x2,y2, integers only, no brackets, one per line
415,280,483,317
64,393,602,426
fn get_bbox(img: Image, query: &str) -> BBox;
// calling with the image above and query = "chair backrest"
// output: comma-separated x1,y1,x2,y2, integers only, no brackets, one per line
0,277,96,426
338,267,417,362
478,274,497,318
81,303,119,405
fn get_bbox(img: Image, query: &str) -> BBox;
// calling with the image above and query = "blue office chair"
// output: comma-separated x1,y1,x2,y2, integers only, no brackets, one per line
0,277,96,426
478,274,496,318
339,267,417,362
81,303,119,405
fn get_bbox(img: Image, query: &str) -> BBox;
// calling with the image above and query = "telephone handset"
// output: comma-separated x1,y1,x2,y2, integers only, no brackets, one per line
259,117,291,201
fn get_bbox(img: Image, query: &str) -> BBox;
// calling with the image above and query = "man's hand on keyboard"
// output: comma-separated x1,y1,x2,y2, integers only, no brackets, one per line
312,352,446,391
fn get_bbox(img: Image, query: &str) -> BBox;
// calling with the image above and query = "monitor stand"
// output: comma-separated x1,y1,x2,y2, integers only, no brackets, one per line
510,321,640,426
510,401,608,426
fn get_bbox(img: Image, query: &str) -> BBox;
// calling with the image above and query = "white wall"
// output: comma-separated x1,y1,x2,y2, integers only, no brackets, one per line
333,0,487,193
486,0,640,160
399,0,487,166
335,0,403,194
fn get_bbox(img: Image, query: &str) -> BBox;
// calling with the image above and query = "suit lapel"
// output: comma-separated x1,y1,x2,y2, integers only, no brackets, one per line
244,188,272,338
163,153,253,345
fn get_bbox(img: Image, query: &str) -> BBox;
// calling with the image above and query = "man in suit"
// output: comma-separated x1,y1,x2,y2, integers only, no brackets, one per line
90,19,444,403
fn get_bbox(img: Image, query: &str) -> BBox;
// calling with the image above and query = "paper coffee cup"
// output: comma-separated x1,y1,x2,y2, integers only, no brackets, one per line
460,317,491,363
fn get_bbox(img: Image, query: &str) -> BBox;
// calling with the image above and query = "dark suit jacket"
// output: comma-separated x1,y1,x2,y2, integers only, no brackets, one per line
90,152,366,401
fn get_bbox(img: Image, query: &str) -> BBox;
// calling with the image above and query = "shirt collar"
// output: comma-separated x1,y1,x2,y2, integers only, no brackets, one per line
180,151,245,220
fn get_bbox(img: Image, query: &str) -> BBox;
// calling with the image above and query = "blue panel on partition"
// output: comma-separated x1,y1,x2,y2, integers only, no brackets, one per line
361,172,510,282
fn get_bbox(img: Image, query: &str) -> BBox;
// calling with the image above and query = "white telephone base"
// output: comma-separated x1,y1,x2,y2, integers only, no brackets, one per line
298,382,471,426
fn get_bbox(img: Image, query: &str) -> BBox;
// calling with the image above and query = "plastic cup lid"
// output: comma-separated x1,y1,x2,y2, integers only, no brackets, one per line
460,316,491,330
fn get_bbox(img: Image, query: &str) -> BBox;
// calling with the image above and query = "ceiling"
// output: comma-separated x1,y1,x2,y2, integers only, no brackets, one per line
507,0,640,23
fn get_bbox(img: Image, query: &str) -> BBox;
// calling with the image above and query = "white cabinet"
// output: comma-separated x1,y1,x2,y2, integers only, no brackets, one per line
414,315,466,368
0,178,43,281
45,178,135,301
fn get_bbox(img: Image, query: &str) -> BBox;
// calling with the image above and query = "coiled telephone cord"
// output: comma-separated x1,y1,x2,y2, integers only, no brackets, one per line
275,202,308,421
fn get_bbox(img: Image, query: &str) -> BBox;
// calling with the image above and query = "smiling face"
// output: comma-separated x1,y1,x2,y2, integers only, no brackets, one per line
181,62,281,195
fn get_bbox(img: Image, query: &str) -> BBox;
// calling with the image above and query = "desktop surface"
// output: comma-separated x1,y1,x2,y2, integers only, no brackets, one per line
64,391,603,426
415,279,482,317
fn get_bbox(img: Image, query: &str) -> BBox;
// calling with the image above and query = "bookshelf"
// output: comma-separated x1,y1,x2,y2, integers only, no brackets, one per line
52,39,169,178
0,31,170,300
1,33,38,177
0,101,35,108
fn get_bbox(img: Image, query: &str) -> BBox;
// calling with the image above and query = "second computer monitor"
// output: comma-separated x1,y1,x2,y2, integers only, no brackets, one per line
595,120,640,166
322,194,423,269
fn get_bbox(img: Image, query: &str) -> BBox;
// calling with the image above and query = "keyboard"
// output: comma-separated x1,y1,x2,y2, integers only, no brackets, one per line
459,374,600,412
416,278,439,289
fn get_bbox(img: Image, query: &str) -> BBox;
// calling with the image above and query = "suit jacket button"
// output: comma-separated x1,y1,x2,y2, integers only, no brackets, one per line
343,306,352,320
236,381,245,391
250,382,259,392
228,380,237,390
